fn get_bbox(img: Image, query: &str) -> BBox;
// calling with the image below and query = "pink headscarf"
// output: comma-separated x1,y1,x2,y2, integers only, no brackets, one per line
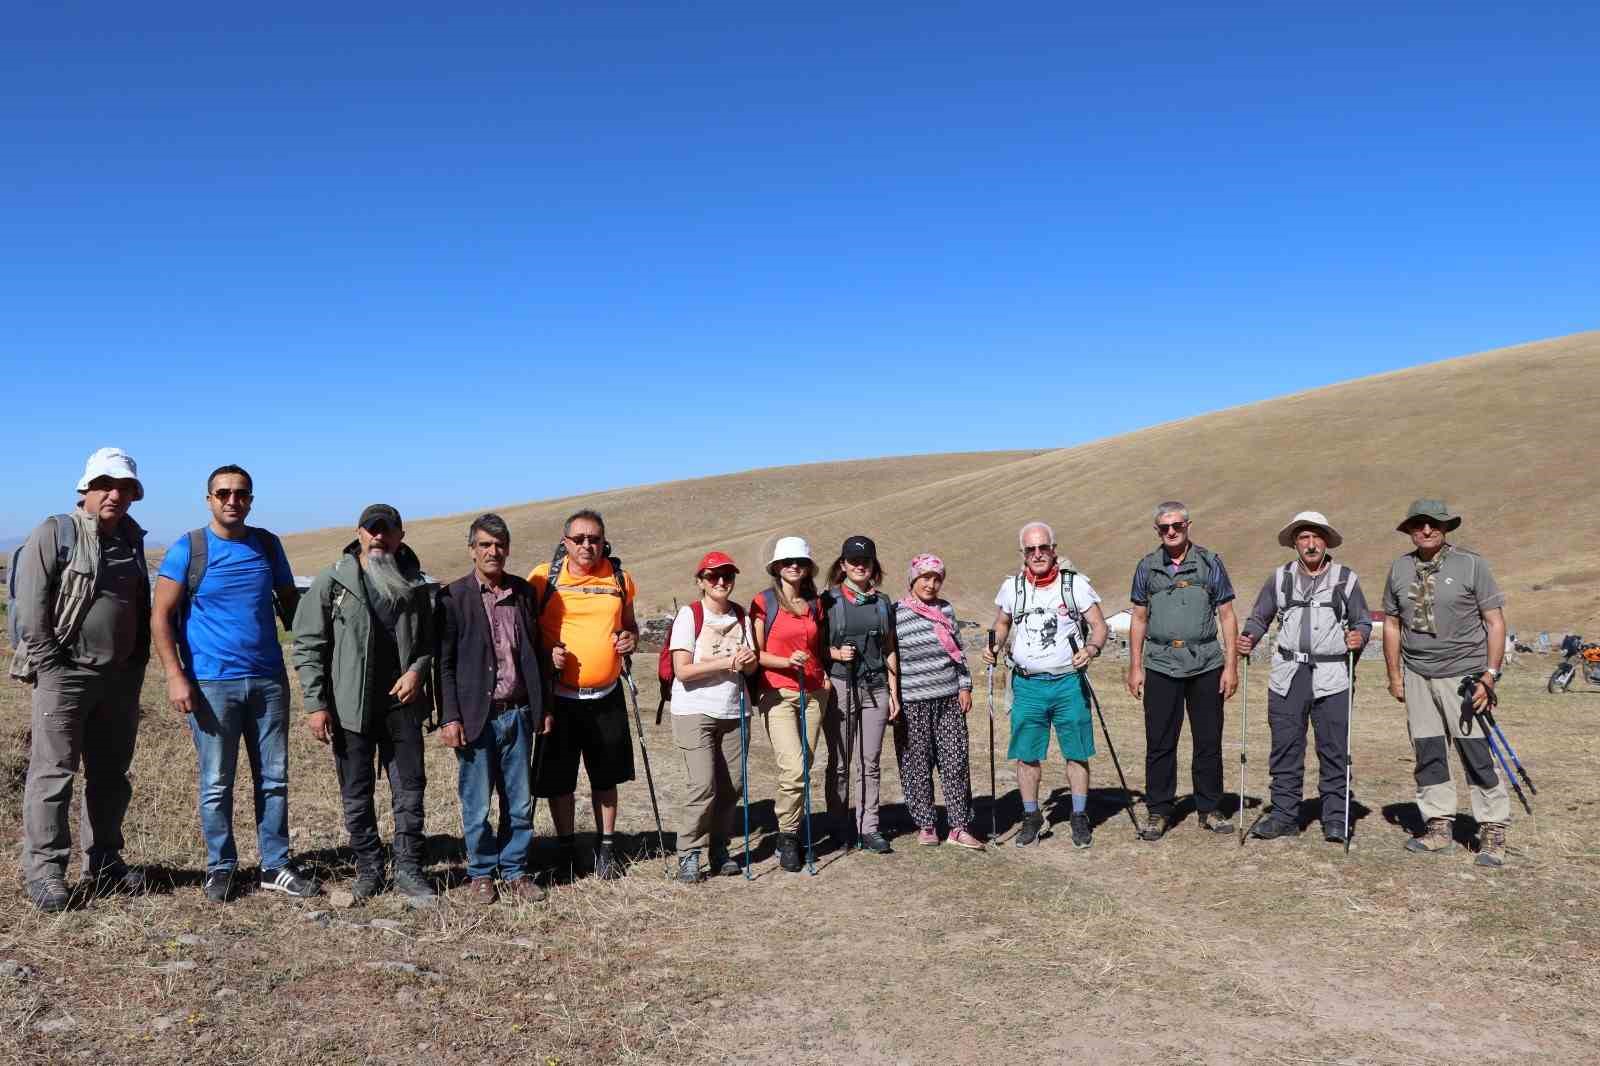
900,554,963,665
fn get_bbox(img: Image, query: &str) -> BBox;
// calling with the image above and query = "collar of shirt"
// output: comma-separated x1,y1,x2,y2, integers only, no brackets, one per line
479,580,515,605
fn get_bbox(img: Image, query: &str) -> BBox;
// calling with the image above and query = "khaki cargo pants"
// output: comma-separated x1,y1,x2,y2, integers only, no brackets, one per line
757,686,829,835
1404,666,1511,824
671,712,744,855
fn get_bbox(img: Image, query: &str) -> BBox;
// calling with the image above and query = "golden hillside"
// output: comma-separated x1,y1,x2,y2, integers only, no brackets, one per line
282,331,1600,633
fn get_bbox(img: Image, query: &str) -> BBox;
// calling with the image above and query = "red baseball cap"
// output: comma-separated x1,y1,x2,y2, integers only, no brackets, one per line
696,551,739,575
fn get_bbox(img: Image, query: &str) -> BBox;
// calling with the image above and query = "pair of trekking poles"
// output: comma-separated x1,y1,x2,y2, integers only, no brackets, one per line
1457,676,1537,814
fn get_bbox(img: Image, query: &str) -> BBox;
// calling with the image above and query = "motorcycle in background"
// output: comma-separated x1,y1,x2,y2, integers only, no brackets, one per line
1548,635,1600,693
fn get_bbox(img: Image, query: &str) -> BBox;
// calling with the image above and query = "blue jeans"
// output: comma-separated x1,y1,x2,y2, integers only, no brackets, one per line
457,706,535,880
189,674,291,872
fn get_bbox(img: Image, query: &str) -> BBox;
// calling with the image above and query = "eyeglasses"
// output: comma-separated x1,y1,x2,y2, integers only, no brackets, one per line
566,534,604,547
1156,521,1188,534
211,489,253,502
700,571,736,585
1021,544,1055,556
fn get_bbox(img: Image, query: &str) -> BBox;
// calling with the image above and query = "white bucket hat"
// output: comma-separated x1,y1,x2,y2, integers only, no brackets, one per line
1277,510,1341,549
76,447,144,501
767,535,814,574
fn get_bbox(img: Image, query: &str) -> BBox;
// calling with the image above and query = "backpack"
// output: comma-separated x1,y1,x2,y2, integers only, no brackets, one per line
754,587,825,689
823,586,894,672
655,600,749,720
7,515,77,650
1273,562,1356,661
1010,567,1090,650
179,526,296,630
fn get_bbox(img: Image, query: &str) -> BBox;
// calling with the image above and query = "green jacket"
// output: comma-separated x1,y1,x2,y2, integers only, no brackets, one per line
291,541,435,734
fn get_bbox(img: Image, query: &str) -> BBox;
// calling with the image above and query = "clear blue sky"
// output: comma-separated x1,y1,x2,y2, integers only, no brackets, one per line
6,2,1596,542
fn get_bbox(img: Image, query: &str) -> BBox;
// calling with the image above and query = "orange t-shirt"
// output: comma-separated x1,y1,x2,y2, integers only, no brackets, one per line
527,559,637,690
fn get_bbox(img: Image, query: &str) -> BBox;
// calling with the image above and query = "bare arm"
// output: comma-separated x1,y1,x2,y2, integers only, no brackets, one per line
151,577,196,714
1216,601,1239,698
1383,615,1404,701
1126,604,1149,698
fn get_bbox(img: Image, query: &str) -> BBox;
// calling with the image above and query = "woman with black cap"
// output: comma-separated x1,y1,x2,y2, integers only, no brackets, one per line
822,535,900,854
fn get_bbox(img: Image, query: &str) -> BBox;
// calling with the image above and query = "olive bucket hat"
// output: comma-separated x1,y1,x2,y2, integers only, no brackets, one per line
1396,498,1461,533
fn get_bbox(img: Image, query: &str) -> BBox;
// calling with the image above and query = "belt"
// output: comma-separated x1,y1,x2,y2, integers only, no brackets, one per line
555,680,618,700
1012,666,1077,681
1276,648,1347,664
488,697,527,713
1152,637,1217,649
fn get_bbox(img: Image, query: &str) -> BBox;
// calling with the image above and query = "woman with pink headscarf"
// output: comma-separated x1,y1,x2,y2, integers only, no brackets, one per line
893,554,982,849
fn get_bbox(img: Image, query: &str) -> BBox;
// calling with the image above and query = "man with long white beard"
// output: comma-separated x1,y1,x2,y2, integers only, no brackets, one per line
292,504,437,902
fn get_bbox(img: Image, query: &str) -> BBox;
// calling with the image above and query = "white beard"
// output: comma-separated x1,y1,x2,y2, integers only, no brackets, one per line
363,550,413,613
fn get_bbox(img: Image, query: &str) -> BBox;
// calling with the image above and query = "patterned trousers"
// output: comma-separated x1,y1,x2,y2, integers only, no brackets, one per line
894,693,973,831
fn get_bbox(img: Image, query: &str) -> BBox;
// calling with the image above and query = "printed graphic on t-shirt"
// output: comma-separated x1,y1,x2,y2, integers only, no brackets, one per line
697,616,746,662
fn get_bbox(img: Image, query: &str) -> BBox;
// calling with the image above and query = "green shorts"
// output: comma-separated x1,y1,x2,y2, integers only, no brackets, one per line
1007,671,1095,764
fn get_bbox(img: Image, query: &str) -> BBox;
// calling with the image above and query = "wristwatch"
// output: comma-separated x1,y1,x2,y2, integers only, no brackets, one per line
1483,668,1502,683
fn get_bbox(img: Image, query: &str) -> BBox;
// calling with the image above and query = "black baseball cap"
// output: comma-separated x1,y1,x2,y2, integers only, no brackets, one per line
841,535,876,562
358,503,403,531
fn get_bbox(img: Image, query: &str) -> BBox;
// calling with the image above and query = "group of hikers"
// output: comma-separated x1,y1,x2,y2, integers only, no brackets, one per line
9,447,1515,913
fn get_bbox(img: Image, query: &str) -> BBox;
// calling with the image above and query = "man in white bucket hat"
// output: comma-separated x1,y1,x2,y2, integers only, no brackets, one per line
11,448,151,911
1237,511,1371,844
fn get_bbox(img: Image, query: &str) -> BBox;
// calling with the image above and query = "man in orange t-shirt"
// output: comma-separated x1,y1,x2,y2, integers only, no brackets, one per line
527,509,639,881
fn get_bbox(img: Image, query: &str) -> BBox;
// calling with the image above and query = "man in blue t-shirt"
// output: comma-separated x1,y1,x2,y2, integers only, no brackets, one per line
152,464,320,903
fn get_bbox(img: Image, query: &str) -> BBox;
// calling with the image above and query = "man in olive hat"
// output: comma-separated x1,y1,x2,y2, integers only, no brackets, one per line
1237,512,1370,843
1380,499,1511,867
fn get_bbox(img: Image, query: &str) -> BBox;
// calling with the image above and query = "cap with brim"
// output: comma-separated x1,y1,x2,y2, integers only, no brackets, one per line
696,550,739,575
1396,498,1460,534
1277,510,1343,549
767,536,814,574
359,503,403,530
841,534,877,562
76,447,144,501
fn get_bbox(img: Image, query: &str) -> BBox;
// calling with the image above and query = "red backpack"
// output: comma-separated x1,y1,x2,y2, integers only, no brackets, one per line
655,601,748,720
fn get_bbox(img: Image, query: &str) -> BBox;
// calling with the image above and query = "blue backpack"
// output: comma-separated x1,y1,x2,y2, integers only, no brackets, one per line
7,515,77,650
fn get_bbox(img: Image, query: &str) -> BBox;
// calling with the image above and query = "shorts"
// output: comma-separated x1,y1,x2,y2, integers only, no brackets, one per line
534,685,636,797
1007,671,1095,764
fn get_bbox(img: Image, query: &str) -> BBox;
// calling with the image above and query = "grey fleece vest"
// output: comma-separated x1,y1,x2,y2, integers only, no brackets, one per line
1141,546,1222,678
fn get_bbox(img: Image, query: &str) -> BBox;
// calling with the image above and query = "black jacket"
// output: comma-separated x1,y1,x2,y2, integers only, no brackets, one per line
438,573,546,743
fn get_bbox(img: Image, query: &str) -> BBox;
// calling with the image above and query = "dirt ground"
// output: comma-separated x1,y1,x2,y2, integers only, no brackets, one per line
2,638,1598,1065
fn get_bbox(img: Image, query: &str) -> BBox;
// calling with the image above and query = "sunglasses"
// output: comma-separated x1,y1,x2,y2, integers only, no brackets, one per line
566,534,604,547
1021,544,1055,556
211,489,253,502
699,570,736,585
1405,520,1442,533
777,559,810,570
1156,521,1189,534
362,520,395,535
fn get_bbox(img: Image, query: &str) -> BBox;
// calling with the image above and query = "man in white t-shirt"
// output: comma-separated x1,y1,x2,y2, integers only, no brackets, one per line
667,551,759,882
982,522,1110,850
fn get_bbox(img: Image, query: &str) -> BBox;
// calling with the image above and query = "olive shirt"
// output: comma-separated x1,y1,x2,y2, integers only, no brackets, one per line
1382,545,1504,679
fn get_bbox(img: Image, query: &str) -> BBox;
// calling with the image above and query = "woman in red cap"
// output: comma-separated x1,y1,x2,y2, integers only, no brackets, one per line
667,551,759,882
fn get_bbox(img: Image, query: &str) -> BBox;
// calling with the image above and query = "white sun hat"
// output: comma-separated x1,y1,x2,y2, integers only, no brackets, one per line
76,447,144,501
766,536,814,573
1277,511,1342,549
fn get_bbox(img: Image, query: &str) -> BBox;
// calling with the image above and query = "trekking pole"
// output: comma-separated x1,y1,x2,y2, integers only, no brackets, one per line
1482,728,1533,815
843,644,860,848
1238,653,1248,845
1478,705,1537,796
1078,671,1141,836
1344,643,1355,854
740,683,753,880
619,653,671,876
1457,678,1533,815
797,673,818,874
986,629,998,843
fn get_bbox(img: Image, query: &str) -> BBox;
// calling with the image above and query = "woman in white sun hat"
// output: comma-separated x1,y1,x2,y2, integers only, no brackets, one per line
750,536,832,873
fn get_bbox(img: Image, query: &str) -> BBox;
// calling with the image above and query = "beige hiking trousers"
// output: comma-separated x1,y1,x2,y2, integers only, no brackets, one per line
757,685,829,834
1403,666,1511,825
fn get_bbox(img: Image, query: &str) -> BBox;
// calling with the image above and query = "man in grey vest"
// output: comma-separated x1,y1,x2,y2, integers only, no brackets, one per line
11,448,151,912
1237,512,1370,843
1381,499,1510,867
1126,500,1240,841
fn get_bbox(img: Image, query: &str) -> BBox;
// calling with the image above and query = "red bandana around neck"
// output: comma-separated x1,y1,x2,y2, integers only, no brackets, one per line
1027,565,1060,589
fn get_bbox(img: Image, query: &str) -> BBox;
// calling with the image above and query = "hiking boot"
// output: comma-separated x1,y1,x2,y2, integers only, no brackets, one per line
203,868,236,904
503,877,549,903
26,875,69,913
710,845,742,878
917,827,940,846
1475,822,1507,868
1198,811,1233,834
594,843,623,881
676,851,704,884
1138,812,1170,842
1014,811,1045,847
858,832,892,855
1403,817,1456,855
1249,814,1300,840
777,833,803,872
261,862,321,899
949,828,985,851
1070,812,1093,850
392,864,435,900
466,875,498,904
87,855,145,896
351,862,386,902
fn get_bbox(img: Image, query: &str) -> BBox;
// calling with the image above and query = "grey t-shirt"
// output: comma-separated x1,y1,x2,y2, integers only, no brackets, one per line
76,527,145,667
1382,546,1504,679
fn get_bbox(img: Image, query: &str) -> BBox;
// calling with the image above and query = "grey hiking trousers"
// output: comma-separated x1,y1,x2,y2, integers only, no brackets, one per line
1265,664,1349,829
23,659,144,882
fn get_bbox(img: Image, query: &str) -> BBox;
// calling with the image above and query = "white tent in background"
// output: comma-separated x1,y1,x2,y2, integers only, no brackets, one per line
1105,609,1133,635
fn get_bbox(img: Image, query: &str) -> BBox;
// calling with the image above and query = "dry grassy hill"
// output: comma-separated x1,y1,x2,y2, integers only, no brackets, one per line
282,331,1600,632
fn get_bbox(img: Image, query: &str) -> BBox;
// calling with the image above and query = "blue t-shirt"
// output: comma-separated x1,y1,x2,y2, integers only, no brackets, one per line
157,529,294,681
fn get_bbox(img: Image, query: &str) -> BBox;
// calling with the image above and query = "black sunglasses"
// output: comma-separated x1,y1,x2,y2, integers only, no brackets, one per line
212,489,253,502
1156,521,1188,534
566,534,604,547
